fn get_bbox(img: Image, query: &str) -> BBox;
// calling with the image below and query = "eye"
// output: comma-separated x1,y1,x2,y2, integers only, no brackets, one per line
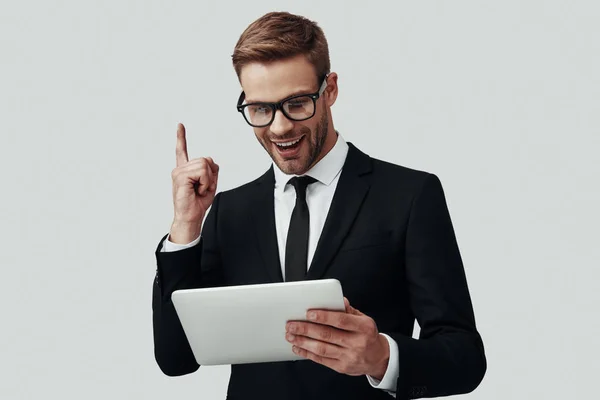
249,104,269,114
287,97,310,109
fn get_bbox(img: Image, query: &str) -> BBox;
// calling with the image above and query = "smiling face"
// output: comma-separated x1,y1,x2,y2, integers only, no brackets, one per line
239,54,338,175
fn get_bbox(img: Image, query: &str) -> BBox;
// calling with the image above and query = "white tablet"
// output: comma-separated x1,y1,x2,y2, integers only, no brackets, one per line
171,279,345,365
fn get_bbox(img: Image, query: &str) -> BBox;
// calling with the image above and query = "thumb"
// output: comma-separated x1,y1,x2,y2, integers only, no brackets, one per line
206,157,220,175
344,297,362,316
206,157,219,191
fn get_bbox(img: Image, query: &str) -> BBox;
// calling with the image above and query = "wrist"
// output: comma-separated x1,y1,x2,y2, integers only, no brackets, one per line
169,218,203,244
369,334,390,380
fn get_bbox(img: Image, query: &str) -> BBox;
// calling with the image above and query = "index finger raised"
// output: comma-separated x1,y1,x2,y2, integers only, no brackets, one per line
176,123,189,166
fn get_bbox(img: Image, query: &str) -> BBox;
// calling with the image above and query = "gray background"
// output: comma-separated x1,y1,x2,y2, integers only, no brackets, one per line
1,0,598,398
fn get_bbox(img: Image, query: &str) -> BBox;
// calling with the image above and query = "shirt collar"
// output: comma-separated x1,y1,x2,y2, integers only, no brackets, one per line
273,131,349,193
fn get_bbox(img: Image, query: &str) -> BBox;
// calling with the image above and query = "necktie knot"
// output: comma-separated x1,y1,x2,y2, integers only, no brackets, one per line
287,176,317,202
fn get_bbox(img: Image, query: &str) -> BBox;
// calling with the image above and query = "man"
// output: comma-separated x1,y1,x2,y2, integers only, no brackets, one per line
153,11,486,400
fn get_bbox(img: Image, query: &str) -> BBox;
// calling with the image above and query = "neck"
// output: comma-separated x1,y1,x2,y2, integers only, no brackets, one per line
305,121,337,171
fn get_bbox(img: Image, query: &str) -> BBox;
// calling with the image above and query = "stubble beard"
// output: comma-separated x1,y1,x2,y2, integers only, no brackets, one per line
266,110,329,175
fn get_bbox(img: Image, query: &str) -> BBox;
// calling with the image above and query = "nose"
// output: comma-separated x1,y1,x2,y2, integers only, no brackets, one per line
269,110,294,136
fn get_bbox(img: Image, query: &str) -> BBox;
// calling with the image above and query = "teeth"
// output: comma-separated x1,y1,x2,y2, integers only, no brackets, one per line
275,138,301,147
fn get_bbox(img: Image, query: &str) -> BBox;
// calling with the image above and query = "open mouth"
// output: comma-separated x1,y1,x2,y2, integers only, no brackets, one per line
272,136,305,156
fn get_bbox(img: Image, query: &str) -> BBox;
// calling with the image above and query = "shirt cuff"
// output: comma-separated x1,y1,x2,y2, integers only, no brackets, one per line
366,333,399,394
160,234,201,252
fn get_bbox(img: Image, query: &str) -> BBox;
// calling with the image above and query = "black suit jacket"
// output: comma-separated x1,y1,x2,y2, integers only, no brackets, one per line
152,143,486,400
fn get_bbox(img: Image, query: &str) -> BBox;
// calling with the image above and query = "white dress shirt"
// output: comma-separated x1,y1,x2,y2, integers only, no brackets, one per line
161,133,399,396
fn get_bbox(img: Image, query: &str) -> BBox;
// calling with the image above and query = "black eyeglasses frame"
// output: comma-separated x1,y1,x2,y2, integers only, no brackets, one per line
236,75,329,128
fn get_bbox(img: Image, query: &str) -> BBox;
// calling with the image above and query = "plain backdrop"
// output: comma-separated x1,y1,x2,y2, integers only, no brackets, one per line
1,0,598,399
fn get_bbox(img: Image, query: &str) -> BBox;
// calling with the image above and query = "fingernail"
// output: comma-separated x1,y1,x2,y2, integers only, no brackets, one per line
307,312,316,320
286,333,295,341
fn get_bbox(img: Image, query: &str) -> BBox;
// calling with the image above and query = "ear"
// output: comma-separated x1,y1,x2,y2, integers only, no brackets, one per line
324,72,339,107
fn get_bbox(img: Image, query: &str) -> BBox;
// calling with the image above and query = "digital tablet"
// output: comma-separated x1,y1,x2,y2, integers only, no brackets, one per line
171,278,345,365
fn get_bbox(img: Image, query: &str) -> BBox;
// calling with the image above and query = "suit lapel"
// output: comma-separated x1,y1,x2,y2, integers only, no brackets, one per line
250,167,284,283
306,143,373,280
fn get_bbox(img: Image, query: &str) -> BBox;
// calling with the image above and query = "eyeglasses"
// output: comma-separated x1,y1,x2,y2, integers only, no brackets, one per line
236,76,328,128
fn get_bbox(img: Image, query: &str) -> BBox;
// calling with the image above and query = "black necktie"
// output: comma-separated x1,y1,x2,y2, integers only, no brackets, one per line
285,176,317,282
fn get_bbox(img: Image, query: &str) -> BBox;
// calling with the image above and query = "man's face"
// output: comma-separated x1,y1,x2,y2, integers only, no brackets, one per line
239,54,337,175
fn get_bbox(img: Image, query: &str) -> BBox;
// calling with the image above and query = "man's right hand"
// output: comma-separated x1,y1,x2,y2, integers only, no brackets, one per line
169,123,219,244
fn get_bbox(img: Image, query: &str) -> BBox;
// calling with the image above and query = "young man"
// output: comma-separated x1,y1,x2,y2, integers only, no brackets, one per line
153,11,486,400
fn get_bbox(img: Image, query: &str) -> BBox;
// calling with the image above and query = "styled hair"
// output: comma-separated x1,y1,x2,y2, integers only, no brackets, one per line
232,11,330,81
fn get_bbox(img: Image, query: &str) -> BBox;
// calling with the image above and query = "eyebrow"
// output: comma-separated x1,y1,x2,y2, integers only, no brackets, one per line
244,87,317,104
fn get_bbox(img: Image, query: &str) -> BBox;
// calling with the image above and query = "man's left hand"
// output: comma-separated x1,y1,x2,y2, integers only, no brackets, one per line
285,297,390,380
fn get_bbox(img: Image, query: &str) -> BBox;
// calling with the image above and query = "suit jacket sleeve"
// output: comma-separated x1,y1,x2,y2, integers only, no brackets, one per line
152,192,224,376
388,174,486,399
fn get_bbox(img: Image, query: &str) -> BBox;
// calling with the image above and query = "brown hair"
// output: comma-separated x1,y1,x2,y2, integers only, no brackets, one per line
232,11,330,81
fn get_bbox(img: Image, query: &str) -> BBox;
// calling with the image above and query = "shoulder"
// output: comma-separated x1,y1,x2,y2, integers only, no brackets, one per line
371,157,431,180
348,141,433,181
363,150,442,196
361,156,453,223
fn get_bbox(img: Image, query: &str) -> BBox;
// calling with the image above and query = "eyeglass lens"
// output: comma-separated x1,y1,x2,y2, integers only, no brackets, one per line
244,96,314,126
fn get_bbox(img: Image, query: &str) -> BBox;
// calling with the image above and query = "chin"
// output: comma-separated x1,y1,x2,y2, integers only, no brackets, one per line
275,159,308,175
